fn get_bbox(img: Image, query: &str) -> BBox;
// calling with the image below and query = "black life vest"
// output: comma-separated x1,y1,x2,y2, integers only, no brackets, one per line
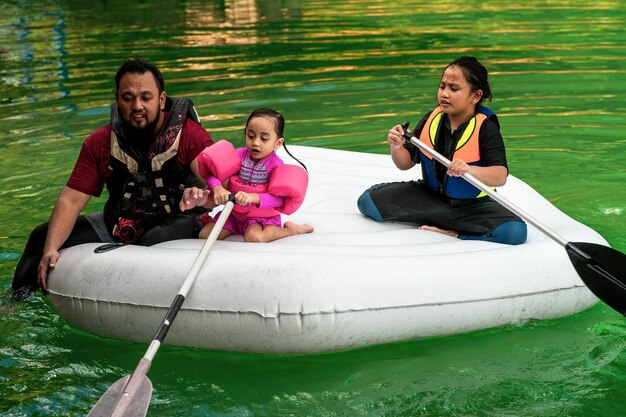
104,97,203,243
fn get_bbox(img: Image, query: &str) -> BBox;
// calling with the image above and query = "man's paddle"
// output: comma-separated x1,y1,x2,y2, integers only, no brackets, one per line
87,196,236,417
402,127,626,316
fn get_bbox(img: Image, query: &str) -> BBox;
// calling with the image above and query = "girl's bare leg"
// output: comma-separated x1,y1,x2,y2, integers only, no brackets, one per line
418,225,459,238
198,222,233,240
244,221,313,243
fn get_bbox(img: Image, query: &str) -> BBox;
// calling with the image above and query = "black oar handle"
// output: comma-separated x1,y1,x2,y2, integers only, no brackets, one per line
153,294,185,344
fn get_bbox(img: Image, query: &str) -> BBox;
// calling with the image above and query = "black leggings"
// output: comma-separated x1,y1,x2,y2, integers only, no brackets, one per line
357,180,527,245
12,213,201,291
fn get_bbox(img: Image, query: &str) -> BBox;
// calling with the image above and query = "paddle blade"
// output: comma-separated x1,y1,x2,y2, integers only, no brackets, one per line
566,242,626,316
88,373,152,417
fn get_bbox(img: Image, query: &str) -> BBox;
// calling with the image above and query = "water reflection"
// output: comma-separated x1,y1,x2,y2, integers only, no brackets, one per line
1,5,68,107
181,0,303,47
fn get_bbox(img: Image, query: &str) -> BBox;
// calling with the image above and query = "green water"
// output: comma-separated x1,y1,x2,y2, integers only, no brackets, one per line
1,1,626,415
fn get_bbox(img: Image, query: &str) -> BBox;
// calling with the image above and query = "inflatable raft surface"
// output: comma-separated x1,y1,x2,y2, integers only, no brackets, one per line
47,146,603,353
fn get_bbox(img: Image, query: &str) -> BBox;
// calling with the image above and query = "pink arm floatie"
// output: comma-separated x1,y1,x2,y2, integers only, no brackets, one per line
267,164,308,215
197,140,241,183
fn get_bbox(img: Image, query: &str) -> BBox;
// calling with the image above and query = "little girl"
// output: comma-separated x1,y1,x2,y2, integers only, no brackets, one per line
180,108,313,242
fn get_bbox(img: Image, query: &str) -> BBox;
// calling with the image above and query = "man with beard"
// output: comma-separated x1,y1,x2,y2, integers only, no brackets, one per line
12,56,214,296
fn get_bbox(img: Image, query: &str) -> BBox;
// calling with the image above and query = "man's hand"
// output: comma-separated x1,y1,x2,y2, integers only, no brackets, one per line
38,250,60,295
180,187,211,211
37,186,91,294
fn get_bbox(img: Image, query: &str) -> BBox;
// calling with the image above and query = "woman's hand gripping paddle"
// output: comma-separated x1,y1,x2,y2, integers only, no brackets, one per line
87,196,236,417
401,122,626,316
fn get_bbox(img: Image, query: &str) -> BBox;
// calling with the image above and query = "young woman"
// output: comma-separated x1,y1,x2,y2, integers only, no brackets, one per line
357,56,527,245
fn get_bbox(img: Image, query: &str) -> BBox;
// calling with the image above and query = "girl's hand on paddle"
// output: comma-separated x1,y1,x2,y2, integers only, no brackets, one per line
38,251,59,295
388,124,416,170
212,186,231,205
235,191,259,207
447,159,471,177
180,187,211,211
387,125,406,151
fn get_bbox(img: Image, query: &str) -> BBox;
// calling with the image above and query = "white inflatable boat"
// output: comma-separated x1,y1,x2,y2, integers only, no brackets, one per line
46,146,604,354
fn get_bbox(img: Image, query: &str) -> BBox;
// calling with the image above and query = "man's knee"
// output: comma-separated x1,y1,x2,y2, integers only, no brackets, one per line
30,222,50,244
138,215,200,246
12,217,103,293
12,222,49,291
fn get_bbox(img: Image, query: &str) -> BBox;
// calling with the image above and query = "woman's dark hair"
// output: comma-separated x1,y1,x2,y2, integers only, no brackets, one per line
444,56,492,103
115,55,165,93
246,108,307,171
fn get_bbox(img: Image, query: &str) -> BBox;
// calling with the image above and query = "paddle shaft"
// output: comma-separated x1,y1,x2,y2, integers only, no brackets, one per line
144,200,235,362
406,135,573,249
103,198,236,417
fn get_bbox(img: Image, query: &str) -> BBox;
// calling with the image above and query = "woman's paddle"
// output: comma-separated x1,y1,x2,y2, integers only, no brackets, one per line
402,126,626,316
87,196,236,417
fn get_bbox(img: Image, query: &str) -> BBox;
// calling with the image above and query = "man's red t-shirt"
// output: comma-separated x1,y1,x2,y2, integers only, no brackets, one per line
67,115,213,196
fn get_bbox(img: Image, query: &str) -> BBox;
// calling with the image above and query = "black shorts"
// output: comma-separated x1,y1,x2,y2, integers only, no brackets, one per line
367,180,522,235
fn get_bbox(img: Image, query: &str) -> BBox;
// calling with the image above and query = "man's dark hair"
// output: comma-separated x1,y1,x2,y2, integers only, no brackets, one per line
115,55,165,93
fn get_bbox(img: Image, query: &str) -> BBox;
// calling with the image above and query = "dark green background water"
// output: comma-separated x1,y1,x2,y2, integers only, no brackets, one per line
1,1,625,416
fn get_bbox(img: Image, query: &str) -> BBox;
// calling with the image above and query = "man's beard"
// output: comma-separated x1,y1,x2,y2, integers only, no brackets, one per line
121,108,161,150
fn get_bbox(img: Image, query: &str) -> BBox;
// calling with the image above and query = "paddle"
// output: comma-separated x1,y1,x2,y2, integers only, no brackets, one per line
401,125,626,316
87,196,236,417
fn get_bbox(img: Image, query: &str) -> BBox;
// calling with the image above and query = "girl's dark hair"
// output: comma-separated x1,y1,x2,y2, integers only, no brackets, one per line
246,108,307,171
246,108,285,137
115,55,165,93
445,56,492,103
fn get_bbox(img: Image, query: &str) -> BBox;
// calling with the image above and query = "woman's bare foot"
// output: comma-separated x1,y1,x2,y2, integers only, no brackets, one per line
285,221,314,235
419,225,458,238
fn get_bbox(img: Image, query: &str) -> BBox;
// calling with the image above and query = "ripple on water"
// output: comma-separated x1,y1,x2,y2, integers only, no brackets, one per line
0,252,21,261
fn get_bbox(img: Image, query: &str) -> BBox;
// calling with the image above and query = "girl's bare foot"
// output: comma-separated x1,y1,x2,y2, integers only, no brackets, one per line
419,225,458,238
285,221,314,235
